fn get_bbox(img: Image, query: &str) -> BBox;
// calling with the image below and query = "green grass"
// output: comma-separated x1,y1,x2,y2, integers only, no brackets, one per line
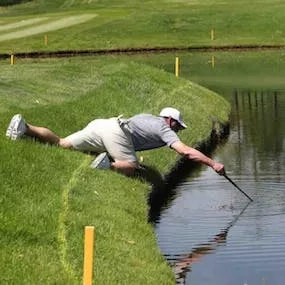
1,0,285,54
2,0,284,284
0,57,230,284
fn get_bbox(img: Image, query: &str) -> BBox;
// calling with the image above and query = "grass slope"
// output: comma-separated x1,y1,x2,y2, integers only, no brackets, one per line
0,57,230,284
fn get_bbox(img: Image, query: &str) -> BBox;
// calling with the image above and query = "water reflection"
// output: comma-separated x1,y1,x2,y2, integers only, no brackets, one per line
155,89,285,285
167,201,250,285
231,89,285,181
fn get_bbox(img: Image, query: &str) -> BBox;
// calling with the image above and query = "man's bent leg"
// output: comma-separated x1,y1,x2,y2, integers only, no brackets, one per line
111,160,137,176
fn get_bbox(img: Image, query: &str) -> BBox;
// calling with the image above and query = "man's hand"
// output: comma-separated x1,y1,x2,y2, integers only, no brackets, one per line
212,162,225,175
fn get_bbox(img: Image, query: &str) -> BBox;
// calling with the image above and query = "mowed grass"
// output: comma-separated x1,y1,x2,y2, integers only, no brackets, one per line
1,0,285,54
0,57,230,284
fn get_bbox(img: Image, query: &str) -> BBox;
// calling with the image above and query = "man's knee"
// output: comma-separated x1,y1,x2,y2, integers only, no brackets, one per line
58,138,72,149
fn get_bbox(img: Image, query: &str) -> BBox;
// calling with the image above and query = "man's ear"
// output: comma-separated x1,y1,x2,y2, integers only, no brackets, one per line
165,117,172,126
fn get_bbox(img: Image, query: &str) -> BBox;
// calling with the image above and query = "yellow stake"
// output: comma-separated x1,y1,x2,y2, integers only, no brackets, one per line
211,29,215,40
175,57,179,77
10,54,15,65
211,55,215,68
83,226,95,285
44,35,48,46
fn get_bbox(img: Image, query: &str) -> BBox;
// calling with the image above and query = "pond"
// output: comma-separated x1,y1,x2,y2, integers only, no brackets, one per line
150,53,285,285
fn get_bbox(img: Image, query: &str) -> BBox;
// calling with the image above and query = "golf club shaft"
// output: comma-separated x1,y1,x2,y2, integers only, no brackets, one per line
224,174,253,202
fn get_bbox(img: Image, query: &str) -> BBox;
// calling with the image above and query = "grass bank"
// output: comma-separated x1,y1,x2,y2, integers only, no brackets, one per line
0,57,230,284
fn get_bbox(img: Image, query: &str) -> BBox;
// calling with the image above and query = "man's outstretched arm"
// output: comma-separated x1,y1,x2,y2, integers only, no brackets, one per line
171,141,225,175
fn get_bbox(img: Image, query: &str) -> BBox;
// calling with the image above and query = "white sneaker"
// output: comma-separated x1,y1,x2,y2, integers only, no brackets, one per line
6,114,18,137
6,114,27,140
90,152,111,169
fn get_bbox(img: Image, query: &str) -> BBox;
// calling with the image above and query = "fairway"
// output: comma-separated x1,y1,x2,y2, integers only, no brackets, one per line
1,0,285,53
0,14,96,42
0,17,49,32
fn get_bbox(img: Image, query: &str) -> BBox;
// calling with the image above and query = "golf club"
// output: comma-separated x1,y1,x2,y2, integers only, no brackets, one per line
224,174,253,202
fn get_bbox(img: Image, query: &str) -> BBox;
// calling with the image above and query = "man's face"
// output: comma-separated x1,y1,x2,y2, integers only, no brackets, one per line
170,118,184,133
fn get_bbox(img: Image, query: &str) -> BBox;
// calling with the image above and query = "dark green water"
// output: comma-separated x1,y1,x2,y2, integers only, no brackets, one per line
151,53,285,285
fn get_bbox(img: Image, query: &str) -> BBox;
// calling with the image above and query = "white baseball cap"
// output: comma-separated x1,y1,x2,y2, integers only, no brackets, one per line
159,107,187,129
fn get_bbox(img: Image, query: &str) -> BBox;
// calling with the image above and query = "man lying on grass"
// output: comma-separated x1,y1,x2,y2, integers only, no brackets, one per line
6,107,225,176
